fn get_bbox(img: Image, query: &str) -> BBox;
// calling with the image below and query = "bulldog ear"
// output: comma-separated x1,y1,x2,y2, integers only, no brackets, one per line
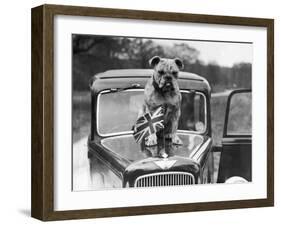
174,58,184,70
149,56,161,67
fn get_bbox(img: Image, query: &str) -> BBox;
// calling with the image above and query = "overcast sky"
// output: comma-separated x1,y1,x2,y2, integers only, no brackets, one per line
155,39,252,67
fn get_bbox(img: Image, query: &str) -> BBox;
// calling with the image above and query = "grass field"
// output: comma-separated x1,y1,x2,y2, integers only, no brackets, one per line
73,91,91,143
210,94,228,181
210,94,228,145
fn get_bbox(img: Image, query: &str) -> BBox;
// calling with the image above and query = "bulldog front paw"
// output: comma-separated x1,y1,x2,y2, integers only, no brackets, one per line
145,133,157,146
172,134,183,145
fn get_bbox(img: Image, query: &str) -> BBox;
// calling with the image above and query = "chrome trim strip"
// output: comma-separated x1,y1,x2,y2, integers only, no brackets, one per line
96,89,207,137
190,137,212,162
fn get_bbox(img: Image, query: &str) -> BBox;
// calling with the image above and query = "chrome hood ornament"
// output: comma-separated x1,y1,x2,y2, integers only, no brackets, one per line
154,159,177,170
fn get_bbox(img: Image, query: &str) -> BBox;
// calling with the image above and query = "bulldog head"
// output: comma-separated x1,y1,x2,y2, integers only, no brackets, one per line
149,56,184,93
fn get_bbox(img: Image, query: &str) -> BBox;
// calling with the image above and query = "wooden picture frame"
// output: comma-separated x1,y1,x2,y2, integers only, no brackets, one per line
31,4,274,221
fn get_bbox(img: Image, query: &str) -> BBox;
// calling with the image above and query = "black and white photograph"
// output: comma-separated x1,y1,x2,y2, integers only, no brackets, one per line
29,3,275,221
72,35,252,191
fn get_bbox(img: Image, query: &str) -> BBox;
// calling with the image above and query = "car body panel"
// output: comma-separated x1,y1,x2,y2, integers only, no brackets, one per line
90,69,212,142
90,69,210,95
217,89,252,183
88,132,212,187
87,69,251,188
217,137,252,183
123,156,201,187
100,133,205,163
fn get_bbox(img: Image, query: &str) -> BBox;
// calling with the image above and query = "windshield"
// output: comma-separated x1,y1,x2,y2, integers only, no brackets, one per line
97,90,207,136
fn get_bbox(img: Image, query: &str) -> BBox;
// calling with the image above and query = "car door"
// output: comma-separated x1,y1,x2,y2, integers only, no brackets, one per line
217,89,252,183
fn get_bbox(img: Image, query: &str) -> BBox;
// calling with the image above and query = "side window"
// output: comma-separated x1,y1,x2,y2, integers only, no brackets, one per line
224,91,252,136
179,92,206,133
194,94,206,132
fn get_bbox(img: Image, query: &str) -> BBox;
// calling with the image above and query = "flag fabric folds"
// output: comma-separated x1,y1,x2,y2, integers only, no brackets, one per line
133,106,164,143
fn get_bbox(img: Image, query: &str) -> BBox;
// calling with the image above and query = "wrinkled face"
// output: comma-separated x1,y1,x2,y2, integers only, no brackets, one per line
149,56,184,92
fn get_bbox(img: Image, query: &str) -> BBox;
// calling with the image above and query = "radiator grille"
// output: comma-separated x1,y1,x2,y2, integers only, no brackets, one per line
134,172,195,187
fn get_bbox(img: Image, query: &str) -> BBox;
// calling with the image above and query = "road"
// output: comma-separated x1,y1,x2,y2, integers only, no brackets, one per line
72,137,92,191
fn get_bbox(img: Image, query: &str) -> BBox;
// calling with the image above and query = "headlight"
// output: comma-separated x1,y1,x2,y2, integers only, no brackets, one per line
225,176,248,184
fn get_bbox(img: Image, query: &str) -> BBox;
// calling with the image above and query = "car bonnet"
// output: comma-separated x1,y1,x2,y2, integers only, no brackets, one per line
100,133,206,163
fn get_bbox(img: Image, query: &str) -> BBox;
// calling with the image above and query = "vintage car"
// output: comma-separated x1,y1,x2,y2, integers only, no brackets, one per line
87,69,251,189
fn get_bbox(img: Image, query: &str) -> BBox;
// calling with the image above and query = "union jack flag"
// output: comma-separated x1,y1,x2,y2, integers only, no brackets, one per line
133,106,164,143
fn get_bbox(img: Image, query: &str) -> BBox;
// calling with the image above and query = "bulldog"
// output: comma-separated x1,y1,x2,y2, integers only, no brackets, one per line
140,56,183,146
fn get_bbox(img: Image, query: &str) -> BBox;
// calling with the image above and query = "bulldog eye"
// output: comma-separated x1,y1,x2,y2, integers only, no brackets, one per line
158,70,165,75
172,71,178,77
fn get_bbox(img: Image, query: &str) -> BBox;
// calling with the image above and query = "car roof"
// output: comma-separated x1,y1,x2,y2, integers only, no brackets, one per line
91,69,211,94
95,69,204,81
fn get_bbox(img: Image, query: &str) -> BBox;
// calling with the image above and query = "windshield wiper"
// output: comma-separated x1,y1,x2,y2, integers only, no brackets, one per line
108,83,141,93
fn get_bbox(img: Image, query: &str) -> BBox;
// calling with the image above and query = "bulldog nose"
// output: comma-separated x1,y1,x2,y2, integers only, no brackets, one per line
166,76,172,81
